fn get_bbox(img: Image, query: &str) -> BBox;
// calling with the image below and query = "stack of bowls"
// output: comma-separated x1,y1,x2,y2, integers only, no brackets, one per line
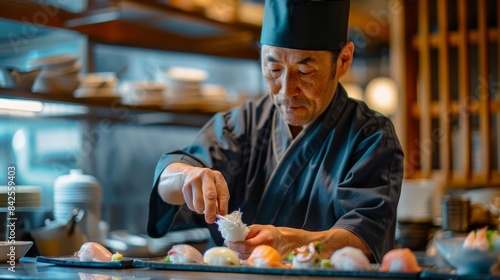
53,169,102,242
157,67,208,110
74,72,119,99
120,81,166,107
30,55,80,94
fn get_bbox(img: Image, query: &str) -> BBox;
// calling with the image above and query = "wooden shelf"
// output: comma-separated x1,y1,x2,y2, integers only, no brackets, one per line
0,0,261,60
0,87,220,126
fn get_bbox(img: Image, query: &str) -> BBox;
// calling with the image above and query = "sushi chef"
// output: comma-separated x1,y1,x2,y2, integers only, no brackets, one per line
148,0,403,263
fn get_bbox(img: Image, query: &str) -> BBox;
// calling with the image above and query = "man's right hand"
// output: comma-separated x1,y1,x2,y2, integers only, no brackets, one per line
157,162,230,224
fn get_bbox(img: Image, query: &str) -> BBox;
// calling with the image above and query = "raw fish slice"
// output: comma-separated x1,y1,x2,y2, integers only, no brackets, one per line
463,227,489,251
330,246,370,270
78,242,112,262
248,245,283,268
167,244,204,264
380,248,421,273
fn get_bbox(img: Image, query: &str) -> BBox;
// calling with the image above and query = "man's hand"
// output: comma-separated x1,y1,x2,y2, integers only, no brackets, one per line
225,225,290,259
157,163,230,224
225,225,373,261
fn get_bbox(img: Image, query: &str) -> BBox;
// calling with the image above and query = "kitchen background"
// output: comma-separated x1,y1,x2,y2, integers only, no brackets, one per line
0,0,499,256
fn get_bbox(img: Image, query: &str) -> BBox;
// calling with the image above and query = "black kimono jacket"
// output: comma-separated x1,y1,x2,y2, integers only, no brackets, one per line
147,85,404,263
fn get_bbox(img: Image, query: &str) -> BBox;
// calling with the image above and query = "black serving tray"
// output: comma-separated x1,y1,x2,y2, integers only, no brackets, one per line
36,255,134,269
133,258,420,279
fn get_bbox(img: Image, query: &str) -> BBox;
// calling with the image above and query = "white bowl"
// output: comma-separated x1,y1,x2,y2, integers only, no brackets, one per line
79,72,117,88
165,67,208,82
434,237,500,275
29,55,78,71
33,74,80,94
0,241,33,262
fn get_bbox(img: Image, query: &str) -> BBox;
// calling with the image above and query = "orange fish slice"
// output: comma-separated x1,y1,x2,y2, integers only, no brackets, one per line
248,245,283,268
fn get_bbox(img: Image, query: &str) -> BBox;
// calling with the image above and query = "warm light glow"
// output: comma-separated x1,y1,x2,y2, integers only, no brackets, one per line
365,77,398,116
343,83,364,101
0,98,43,112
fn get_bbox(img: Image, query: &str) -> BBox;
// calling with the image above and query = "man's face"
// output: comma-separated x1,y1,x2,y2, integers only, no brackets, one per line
261,45,339,128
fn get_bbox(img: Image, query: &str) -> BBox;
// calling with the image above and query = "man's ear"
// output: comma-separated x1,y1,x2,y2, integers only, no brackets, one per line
336,42,355,79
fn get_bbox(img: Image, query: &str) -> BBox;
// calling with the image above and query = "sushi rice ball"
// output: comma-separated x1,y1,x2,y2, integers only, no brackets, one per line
248,245,284,268
289,242,322,268
330,246,370,271
165,244,204,264
203,247,240,266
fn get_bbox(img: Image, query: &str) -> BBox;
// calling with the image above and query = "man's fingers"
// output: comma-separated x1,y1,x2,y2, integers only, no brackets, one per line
190,174,205,214
182,183,194,211
202,173,217,223
214,172,230,215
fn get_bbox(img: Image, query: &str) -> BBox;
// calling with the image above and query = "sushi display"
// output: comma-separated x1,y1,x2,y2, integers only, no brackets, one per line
330,246,370,271
379,248,422,273
203,247,240,266
158,242,428,275
247,245,284,268
216,210,249,242
287,241,322,268
463,226,500,251
165,244,204,264
77,242,123,262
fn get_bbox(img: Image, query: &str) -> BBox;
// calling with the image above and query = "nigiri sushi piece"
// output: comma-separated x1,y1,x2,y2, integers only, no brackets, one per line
380,248,421,273
463,227,490,251
166,244,204,264
289,242,322,268
248,245,284,268
78,242,113,262
330,246,370,271
203,247,240,266
216,210,249,242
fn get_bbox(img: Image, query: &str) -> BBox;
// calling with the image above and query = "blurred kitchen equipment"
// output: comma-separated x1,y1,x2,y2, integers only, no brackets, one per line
0,241,33,262
74,72,120,99
29,55,78,71
2,67,41,90
30,54,81,94
119,81,166,106
441,194,470,232
0,186,41,208
108,230,149,257
30,209,87,256
1,208,52,244
397,179,438,222
156,67,208,110
397,220,434,251
53,169,102,242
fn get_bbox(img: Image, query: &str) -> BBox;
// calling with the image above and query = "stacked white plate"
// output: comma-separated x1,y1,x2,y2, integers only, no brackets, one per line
157,67,208,109
199,84,235,112
120,81,166,106
74,72,119,100
53,169,102,242
0,186,41,208
397,179,438,222
30,55,81,94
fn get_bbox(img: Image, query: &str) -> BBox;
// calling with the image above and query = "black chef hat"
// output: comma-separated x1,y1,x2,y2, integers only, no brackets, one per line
260,0,350,52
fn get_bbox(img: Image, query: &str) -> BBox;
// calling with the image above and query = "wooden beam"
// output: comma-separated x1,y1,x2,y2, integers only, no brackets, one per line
457,0,472,181
477,0,491,181
438,0,451,180
418,0,432,178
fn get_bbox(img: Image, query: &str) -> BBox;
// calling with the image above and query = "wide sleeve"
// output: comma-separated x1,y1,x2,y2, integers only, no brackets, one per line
147,101,259,238
331,116,404,263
